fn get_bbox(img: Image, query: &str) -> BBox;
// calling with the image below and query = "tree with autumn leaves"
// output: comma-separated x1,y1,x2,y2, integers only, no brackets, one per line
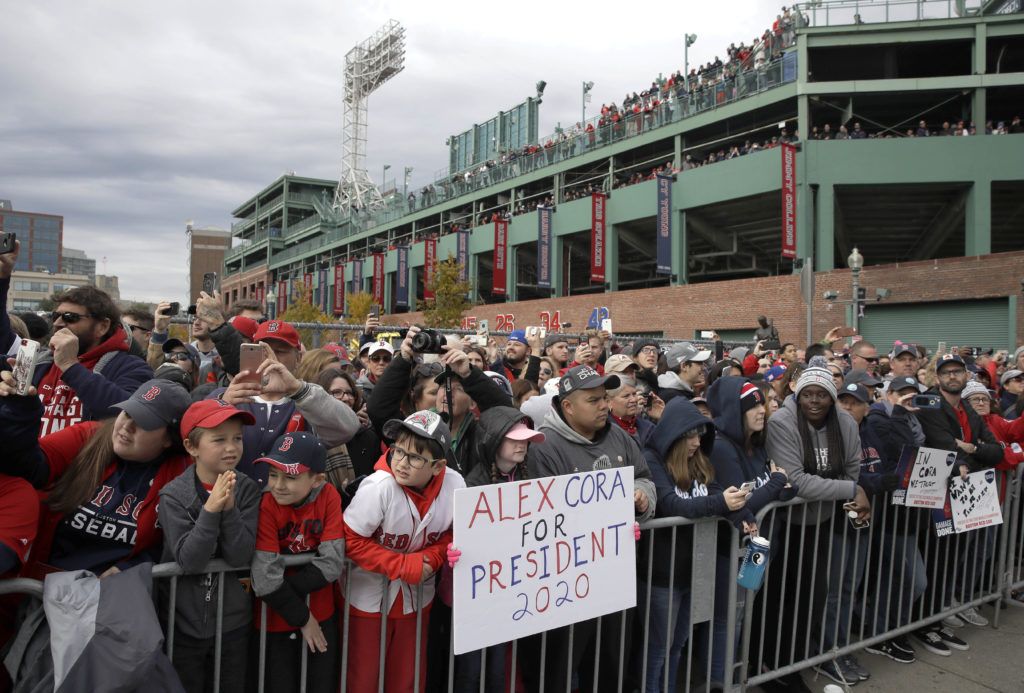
421,253,472,328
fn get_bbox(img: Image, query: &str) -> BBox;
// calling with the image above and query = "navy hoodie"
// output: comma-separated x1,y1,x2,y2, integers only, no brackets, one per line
707,377,794,530
640,397,728,588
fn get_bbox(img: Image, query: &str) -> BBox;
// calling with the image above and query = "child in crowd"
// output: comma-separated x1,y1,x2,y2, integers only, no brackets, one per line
158,400,261,693
251,432,345,693
342,410,466,692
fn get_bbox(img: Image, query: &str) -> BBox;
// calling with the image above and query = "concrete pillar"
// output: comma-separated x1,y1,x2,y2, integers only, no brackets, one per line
551,234,564,297
815,184,835,271
507,245,518,301
965,180,991,257
796,94,813,263
674,210,688,284
606,224,619,292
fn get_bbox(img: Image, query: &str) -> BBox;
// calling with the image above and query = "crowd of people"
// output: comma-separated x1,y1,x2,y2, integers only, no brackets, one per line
2,228,1024,692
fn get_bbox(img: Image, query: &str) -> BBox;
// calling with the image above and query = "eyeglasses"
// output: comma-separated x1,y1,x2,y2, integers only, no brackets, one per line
938,368,967,377
856,355,880,363
51,311,93,324
391,445,440,470
126,324,151,335
369,354,392,363
329,388,355,400
639,347,659,356
966,396,990,406
165,352,192,363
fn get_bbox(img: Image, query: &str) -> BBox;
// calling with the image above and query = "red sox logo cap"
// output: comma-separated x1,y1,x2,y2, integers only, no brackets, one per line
142,386,161,401
267,321,281,333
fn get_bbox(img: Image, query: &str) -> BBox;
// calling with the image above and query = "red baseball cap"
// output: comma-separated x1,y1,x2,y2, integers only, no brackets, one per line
229,315,259,340
253,320,301,349
180,399,255,440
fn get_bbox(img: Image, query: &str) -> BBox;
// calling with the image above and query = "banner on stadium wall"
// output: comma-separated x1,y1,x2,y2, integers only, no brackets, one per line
591,193,607,283
333,263,345,317
537,206,552,289
395,245,410,308
256,284,264,306
372,253,385,306
303,273,313,304
351,259,363,296
318,269,328,312
457,228,470,282
452,467,637,655
655,173,672,275
781,142,797,259
424,237,437,300
493,220,507,296
277,280,287,315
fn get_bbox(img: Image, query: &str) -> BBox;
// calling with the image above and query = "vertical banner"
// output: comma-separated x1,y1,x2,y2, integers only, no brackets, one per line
493,220,507,296
371,253,385,307
256,284,264,306
655,173,672,275
591,193,607,283
277,279,287,316
303,273,313,304
456,228,470,282
352,258,363,296
781,142,797,259
333,263,346,317
537,206,552,289
423,237,437,300
318,268,328,312
395,245,410,308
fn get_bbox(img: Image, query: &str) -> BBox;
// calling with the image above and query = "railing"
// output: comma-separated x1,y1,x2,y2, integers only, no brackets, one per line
794,0,985,27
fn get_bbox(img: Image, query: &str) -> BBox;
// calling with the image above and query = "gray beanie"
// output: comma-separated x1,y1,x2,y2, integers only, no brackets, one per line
795,366,838,401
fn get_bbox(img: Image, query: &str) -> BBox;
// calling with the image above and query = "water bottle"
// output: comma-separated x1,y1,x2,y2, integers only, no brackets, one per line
736,536,771,591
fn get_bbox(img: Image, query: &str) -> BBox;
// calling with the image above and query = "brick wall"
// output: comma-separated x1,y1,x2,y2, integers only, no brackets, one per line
382,251,1024,346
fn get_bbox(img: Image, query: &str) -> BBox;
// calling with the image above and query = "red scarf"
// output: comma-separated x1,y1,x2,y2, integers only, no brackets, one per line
37,326,130,436
612,414,638,437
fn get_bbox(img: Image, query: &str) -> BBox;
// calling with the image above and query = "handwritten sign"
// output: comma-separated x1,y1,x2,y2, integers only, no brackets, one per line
949,470,1002,533
891,446,955,509
452,468,636,655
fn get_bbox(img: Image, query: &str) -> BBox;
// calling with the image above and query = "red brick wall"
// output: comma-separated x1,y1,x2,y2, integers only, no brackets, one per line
383,251,1024,346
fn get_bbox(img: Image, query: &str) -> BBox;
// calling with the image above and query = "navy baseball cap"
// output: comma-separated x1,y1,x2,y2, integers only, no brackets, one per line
844,369,883,388
838,382,871,403
507,329,528,346
111,379,192,431
255,432,327,475
936,353,966,372
890,343,917,359
557,365,620,398
890,375,923,393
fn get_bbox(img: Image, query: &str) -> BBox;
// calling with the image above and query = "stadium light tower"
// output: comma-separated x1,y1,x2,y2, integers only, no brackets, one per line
684,33,698,83
333,20,406,214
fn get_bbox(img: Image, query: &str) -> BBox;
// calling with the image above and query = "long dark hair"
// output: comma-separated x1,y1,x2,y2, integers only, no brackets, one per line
796,402,846,478
316,368,363,412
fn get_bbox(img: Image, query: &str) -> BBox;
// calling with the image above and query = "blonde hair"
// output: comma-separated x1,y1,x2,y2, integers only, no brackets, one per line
294,348,340,383
664,435,713,491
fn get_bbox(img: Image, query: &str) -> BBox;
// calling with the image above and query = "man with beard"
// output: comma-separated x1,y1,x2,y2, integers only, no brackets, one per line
490,329,541,384
0,247,151,435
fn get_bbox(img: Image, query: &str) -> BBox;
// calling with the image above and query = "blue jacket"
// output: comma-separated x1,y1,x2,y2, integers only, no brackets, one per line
706,377,794,526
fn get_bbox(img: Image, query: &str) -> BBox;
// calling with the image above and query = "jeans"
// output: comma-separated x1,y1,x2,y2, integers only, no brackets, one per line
454,646,507,693
642,584,692,693
867,531,928,634
823,525,870,650
711,551,745,686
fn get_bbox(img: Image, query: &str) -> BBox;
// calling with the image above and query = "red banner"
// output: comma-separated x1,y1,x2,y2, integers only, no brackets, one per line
591,192,607,283
493,220,507,296
781,142,797,259
277,280,287,316
372,252,385,306
303,273,313,304
333,263,345,316
423,237,437,300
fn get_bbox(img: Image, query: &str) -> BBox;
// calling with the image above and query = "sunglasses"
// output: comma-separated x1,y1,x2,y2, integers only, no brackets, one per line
126,324,151,335
51,311,93,324
368,354,392,363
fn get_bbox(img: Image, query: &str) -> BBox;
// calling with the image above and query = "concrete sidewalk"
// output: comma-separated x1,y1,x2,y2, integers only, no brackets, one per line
791,601,1024,693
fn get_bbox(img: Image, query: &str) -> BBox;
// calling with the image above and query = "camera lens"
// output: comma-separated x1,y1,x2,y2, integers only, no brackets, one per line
411,329,446,354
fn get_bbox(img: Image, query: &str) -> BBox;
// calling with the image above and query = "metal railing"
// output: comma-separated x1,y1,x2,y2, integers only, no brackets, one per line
794,0,985,27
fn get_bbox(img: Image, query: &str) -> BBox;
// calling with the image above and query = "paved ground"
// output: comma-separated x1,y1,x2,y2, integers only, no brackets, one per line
778,600,1024,693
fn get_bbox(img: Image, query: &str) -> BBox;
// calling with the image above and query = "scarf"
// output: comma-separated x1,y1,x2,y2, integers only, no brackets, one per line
612,414,638,437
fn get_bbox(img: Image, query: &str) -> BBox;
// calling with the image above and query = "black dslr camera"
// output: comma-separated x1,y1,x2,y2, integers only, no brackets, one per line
411,328,446,354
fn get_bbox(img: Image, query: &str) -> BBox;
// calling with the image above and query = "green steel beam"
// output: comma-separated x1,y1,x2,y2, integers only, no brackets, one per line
800,72,1024,95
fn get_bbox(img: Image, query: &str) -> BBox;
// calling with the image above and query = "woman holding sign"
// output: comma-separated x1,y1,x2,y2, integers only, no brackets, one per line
639,397,750,693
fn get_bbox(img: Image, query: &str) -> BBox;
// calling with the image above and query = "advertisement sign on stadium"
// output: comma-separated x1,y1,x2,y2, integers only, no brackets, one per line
538,207,552,289
655,174,672,275
591,193,606,283
457,228,470,282
333,263,345,316
372,253,385,305
424,237,437,300
395,245,409,308
493,220,508,295
781,143,797,259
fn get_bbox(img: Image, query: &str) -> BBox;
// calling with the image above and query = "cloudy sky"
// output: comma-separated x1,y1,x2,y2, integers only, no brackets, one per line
1,0,783,302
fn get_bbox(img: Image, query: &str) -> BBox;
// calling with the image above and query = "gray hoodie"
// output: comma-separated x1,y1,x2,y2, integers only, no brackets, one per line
765,396,862,525
158,465,261,640
527,406,657,522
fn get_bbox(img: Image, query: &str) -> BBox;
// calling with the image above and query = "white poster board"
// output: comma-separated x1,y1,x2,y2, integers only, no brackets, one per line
452,467,636,655
949,469,1003,533
891,446,956,509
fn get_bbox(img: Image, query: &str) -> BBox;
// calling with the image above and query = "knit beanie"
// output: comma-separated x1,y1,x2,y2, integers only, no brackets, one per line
739,381,765,414
794,367,838,401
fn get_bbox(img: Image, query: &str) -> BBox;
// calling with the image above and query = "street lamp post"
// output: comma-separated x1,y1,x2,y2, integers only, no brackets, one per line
582,81,594,127
848,246,864,333
266,285,277,320
382,164,391,193
684,34,698,88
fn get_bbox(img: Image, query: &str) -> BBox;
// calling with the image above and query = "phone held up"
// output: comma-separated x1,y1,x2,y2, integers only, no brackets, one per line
912,393,942,410
202,272,219,295
237,343,264,385
13,339,39,396
0,232,15,255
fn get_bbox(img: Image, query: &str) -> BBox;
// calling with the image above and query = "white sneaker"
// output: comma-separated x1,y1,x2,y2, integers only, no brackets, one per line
959,605,989,627
942,613,965,628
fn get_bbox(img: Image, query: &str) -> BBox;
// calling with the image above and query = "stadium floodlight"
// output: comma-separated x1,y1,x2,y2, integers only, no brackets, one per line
582,81,594,125
536,80,547,100
684,34,698,84
333,20,407,214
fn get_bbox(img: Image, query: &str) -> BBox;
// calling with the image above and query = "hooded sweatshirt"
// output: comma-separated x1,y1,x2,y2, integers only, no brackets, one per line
465,406,533,487
657,371,695,403
707,377,794,526
527,403,656,522
641,398,726,588
765,396,862,525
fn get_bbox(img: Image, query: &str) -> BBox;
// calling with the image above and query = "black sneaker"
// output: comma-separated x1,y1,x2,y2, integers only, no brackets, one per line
891,635,916,656
936,627,969,651
813,659,855,686
865,639,916,664
912,627,951,656
842,654,871,681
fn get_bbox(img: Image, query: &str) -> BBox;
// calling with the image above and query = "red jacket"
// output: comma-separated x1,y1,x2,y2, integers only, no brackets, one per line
983,413,1024,470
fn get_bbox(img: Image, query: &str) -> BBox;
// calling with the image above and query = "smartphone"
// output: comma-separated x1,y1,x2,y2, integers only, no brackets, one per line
369,304,380,320
478,319,489,333
0,232,15,255
600,318,612,334
202,272,219,295
739,481,756,494
700,330,715,339
843,502,870,530
237,343,263,384
12,339,39,396
836,326,858,338
912,393,942,410
187,304,197,316
526,326,538,338
937,341,947,356
538,327,547,340
166,302,180,316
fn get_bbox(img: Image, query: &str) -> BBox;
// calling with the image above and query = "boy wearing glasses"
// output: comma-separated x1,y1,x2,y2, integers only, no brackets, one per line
342,409,466,692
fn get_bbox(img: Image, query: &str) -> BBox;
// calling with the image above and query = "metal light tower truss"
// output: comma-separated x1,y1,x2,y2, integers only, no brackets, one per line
333,20,406,214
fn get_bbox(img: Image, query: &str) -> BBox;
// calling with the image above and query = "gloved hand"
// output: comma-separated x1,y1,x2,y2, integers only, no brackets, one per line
447,543,462,568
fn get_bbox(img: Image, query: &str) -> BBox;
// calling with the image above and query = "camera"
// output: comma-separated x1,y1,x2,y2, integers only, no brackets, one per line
411,328,446,354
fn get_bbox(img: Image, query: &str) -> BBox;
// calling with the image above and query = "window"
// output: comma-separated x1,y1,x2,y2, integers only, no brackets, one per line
13,281,51,292
11,299,42,311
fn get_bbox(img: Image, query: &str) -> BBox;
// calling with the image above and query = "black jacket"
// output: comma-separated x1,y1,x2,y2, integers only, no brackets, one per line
464,406,533,487
915,390,1002,471
208,321,245,377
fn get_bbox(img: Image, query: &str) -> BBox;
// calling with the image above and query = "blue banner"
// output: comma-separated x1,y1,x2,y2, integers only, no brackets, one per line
537,206,552,289
656,173,672,275
457,228,470,282
351,259,363,295
395,245,409,308
783,50,798,83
